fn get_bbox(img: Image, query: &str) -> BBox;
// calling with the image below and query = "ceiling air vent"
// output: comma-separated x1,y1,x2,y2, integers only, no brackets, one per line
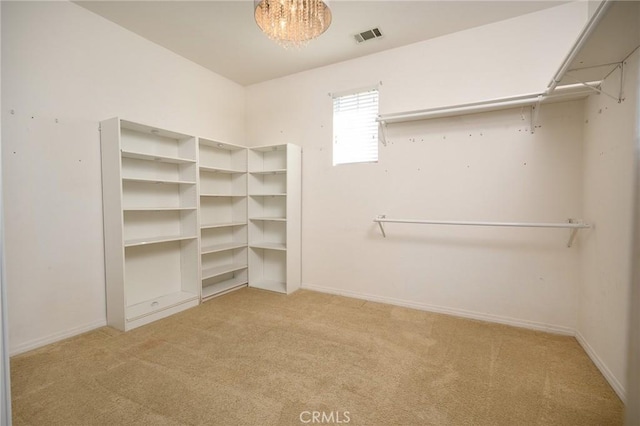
354,27,383,43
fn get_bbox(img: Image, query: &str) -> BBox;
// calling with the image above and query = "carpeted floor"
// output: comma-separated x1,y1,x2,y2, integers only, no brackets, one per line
11,288,623,425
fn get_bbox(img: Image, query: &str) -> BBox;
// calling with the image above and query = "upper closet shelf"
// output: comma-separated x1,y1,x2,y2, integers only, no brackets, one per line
376,82,599,145
554,1,638,89
377,0,638,144
378,82,597,124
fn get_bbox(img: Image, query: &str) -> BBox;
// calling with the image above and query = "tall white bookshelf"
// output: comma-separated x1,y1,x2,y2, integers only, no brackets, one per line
100,118,200,331
198,138,248,300
248,144,301,294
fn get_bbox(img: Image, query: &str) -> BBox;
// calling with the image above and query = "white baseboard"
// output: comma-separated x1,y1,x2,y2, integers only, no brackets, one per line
575,331,627,403
9,319,107,357
301,282,575,335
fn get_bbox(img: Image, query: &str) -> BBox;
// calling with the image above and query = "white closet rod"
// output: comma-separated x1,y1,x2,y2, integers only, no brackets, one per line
374,217,590,229
373,216,591,247
377,82,599,125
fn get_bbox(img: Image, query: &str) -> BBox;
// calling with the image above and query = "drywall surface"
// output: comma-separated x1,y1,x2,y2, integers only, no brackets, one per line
625,50,640,422
578,47,639,401
626,2,640,419
1,1,245,354
0,3,11,421
246,3,588,331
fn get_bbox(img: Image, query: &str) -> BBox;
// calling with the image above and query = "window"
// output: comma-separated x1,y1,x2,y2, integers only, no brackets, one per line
332,88,379,165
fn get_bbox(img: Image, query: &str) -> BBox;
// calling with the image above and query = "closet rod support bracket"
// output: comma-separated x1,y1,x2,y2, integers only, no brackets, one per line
563,73,618,102
379,120,388,147
618,62,625,103
376,215,387,238
567,218,579,248
530,95,542,134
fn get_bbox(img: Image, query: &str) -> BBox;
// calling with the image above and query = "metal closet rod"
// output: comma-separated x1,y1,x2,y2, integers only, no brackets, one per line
376,81,600,124
373,216,591,247
373,217,589,228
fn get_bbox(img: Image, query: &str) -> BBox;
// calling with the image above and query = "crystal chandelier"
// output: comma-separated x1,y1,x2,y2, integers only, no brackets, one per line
254,0,332,49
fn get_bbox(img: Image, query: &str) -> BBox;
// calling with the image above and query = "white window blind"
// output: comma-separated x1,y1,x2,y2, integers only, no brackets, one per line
333,88,379,165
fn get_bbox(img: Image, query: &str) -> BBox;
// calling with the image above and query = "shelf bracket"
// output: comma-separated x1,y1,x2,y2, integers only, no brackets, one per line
376,215,387,237
379,121,388,147
567,218,579,248
618,62,625,103
530,96,542,134
563,73,620,103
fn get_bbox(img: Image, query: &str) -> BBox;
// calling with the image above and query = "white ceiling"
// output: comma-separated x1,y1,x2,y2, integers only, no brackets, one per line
75,1,569,86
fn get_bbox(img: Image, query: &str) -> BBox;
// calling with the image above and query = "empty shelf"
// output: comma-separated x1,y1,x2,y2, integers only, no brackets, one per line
121,150,196,164
200,193,247,197
126,291,199,322
123,207,197,212
201,242,247,254
200,165,246,174
122,177,196,185
201,222,247,229
249,169,287,175
249,217,286,222
202,277,248,300
125,235,197,247
251,279,286,294
202,263,248,280
250,242,286,251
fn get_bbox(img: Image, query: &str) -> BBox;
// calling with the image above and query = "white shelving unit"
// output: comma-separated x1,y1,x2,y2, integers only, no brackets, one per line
100,118,200,331
248,144,301,294
198,138,248,300
101,119,302,322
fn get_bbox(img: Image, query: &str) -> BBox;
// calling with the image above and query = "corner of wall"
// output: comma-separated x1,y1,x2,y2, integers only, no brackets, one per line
578,39,640,404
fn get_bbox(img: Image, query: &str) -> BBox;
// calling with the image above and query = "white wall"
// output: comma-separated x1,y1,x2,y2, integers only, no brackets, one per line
628,5,640,416
0,3,10,422
578,29,640,402
1,1,245,354
246,2,589,332
625,43,640,421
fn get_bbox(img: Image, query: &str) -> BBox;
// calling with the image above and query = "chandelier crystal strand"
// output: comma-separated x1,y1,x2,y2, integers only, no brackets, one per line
255,0,332,49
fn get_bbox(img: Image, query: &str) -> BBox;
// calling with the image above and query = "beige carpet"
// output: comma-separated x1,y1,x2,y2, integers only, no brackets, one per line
11,288,623,425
